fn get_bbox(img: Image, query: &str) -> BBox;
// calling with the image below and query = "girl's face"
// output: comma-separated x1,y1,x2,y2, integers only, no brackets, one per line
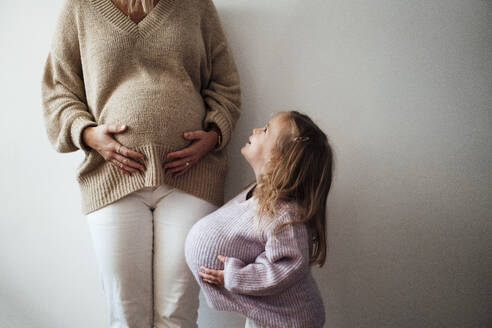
241,113,288,177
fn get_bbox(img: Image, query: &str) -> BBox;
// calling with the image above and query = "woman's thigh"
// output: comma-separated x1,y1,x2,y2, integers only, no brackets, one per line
152,186,218,326
86,190,154,327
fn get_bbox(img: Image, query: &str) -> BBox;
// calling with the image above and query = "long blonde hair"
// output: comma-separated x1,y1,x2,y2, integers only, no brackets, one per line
250,110,334,267
116,0,157,15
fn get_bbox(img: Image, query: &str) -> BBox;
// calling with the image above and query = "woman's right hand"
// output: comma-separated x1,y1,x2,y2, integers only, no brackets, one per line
82,124,146,176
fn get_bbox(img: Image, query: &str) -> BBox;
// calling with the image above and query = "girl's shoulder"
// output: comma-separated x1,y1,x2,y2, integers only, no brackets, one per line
275,199,303,221
258,200,305,232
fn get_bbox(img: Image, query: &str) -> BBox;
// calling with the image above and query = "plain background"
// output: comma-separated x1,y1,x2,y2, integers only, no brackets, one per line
1,0,491,327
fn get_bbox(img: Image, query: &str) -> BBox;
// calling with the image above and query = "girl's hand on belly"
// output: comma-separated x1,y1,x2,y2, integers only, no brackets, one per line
163,129,219,177
199,255,226,287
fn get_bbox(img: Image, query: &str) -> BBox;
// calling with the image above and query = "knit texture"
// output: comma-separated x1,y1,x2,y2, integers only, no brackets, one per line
184,184,326,328
40,0,241,214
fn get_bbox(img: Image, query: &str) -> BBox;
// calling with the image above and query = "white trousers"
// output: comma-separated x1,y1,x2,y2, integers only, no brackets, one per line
86,184,218,328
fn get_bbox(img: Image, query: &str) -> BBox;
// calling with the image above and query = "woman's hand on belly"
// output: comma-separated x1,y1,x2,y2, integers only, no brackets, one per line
163,129,219,177
199,255,226,287
83,124,147,175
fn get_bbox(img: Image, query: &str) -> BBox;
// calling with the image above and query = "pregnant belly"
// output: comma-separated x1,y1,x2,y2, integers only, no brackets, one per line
185,217,228,274
185,214,264,277
99,81,206,149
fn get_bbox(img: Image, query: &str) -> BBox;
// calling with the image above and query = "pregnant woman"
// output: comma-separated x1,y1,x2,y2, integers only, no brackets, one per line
40,0,240,327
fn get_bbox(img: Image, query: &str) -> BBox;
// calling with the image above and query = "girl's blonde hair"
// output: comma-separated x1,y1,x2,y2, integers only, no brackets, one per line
116,0,157,15
249,110,334,267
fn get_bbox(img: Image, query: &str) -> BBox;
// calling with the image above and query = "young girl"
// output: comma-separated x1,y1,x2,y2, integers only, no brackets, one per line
184,110,334,328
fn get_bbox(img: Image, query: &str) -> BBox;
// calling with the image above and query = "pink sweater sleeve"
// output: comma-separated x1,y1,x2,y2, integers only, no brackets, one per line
223,215,310,296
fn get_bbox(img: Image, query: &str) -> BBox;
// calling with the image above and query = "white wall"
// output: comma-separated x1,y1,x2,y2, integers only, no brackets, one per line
1,0,491,327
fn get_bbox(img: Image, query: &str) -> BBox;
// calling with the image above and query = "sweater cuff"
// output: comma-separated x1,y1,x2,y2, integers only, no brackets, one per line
71,116,98,153
223,256,246,293
203,110,231,152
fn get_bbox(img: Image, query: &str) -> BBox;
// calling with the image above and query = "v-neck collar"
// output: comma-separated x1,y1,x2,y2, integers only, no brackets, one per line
90,0,177,39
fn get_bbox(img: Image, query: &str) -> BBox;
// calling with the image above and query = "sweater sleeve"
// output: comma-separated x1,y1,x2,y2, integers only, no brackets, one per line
223,216,310,296
40,0,97,154
201,0,241,152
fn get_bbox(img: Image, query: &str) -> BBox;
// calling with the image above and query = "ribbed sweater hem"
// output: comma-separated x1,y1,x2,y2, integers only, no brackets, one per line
77,143,227,215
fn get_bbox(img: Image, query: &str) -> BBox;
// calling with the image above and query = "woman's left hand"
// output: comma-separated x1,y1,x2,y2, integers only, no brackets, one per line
199,255,226,287
164,129,219,177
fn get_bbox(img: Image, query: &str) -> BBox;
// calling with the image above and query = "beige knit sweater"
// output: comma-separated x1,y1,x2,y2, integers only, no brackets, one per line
40,0,241,214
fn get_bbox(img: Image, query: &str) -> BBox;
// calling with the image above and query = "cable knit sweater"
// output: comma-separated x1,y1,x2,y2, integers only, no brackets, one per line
40,0,241,214
184,184,326,328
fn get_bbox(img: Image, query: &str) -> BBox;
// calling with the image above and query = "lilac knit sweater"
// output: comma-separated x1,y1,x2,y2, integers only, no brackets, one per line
184,184,325,328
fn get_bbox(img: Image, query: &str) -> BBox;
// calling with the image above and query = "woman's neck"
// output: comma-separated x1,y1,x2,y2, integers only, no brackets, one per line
111,0,160,24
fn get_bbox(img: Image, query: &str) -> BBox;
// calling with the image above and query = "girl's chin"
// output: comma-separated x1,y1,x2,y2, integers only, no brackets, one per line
239,148,250,162
240,147,247,157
